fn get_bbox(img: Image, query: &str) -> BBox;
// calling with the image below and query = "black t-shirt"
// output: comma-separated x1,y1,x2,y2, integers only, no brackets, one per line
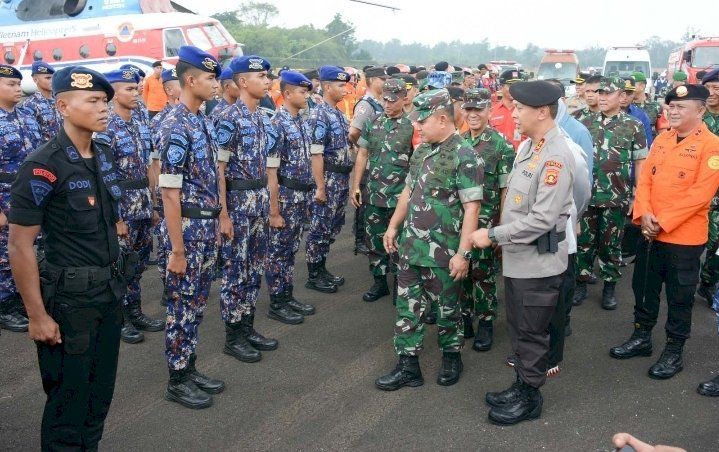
8,128,122,267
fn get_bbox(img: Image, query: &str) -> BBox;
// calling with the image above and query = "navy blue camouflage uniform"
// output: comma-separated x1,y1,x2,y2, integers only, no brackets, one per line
21,92,62,143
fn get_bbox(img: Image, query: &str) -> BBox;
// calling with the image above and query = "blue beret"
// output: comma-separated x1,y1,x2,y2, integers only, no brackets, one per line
0,64,22,79
161,68,178,83
119,64,146,78
280,70,312,90
104,68,140,84
52,66,114,100
219,67,234,81
229,55,271,74
178,46,221,76
702,68,719,85
31,61,54,75
319,65,350,82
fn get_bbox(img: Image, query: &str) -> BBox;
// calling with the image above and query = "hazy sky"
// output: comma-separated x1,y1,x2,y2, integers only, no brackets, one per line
184,0,717,49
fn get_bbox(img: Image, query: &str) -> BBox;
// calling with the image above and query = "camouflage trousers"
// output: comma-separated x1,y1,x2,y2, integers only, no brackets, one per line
0,226,17,307
219,214,268,324
700,209,719,286
393,259,464,356
266,199,309,296
118,219,153,308
364,204,398,276
577,206,627,283
156,220,167,288
164,239,217,371
461,255,499,321
305,172,349,264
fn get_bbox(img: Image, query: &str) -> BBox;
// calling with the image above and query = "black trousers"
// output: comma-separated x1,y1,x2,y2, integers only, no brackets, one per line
505,274,563,388
632,239,703,341
37,285,122,451
548,255,576,367
621,223,642,257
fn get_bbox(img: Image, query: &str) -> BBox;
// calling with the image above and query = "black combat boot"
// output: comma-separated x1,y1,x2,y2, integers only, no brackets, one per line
285,285,315,315
697,374,719,397
375,355,424,391
128,304,164,332
0,296,29,332
319,258,344,286
648,338,684,380
187,353,225,394
268,292,304,325
243,310,278,351
601,281,618,310
223,322,261,363
437,351,463,386
462,313,475,338
488,381,543,426
572,281,587,306
696,281,716,307
165,367,212,409
392,275,398,306
486,375,523,408
473,319,494,352
587,273,598,284
363,275,390,302
610,327,652,359
120,307,144,344
305,262,338,293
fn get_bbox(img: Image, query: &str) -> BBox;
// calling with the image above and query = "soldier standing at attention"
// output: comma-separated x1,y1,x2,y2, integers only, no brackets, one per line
574,77,647,310
566,72,590,115
158,46,225,409
9,66,127,450
472,80,574,426
375,89,483,391
96,68,164,344
21,61,62,143
304,66,352,293
210,67,239,128
459,88,515,352
0,65,42,333
215,55,286,365
351,78,415,303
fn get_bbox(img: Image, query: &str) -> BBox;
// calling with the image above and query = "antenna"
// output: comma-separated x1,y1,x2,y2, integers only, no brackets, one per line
348,0,400,11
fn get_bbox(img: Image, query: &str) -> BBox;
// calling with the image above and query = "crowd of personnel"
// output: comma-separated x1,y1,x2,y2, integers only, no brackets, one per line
1,47,719,450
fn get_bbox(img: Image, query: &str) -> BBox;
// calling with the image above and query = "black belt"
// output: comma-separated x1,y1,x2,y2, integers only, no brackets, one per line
181,205,222,219
45,260,121,284
0,172,15,183
278,175,314,192
227,176,268,191
325,163,353,174
119,177,149,190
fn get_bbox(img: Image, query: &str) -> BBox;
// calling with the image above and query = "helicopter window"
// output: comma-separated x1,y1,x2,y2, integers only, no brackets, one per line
52,48,63,61
79,44,90,59
203,25,228,47
14,0,75,21
187,28,212,51
105,43,117,57
4,51,15,64
164,28,186,58
33,50,43,61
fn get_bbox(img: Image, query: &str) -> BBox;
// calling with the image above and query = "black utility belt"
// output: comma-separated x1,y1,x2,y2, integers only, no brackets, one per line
532,227,566,255
44,260,121,284
0,172,16,183
227,176,268,191
278,175,314,192
325,163,353,174
181,205,222,219
119,177,149,190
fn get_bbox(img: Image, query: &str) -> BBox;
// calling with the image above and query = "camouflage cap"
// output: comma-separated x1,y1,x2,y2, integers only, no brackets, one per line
409,88,452,122
631,71,647,83
462,88,492,109
673,70,688,82
382,78,407,101
451,70,465,85
597,76,624,93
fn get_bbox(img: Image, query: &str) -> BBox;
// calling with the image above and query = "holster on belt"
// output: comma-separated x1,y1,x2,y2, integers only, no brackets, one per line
535,226,565,254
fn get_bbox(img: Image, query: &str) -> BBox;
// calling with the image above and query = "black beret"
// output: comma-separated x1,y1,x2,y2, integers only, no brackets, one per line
302,69,319,80
478,63,488,70
52,66,114,100
702,68,719,84
447,86,465,102
499,69,522,85
434,61,449,72
664,84,710,104
364,66,387,78
408,65,418,74
0,64,22,79
509,80,563,107
386,66,401,76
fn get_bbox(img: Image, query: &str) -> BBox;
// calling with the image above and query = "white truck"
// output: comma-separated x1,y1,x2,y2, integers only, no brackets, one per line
603,46,652,82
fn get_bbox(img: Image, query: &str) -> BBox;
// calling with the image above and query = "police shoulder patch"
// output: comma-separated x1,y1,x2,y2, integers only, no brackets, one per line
544,168,559,186
217,128,231,146
314,120,327,141
30,179,53,206
166,144,187,165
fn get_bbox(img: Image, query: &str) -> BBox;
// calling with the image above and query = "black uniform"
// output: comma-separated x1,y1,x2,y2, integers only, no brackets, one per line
9,128,130,451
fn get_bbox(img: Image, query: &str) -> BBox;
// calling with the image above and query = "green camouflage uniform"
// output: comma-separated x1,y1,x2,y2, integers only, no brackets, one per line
572,107,597,123
358,81,415,277
635,99,662,137
578,78,648,283
700,111,719,286
459,126,514,321
393,89,484,356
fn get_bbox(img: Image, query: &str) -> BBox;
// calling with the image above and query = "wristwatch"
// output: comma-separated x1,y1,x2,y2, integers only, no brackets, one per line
458,247,471,261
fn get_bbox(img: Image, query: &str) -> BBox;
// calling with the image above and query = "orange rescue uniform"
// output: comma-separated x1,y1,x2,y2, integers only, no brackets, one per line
142,74,168,112
633,123,719,245
337,82,358,120
489,101,521,150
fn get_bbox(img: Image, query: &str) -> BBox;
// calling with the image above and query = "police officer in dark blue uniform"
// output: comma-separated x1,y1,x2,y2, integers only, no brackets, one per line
8,66,129,451
21,61,62,143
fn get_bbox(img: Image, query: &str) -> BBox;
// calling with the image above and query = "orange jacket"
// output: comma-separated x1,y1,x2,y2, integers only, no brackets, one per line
142,74,168,112
337,82,358,120
489,101,520,150
632,123,719,245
